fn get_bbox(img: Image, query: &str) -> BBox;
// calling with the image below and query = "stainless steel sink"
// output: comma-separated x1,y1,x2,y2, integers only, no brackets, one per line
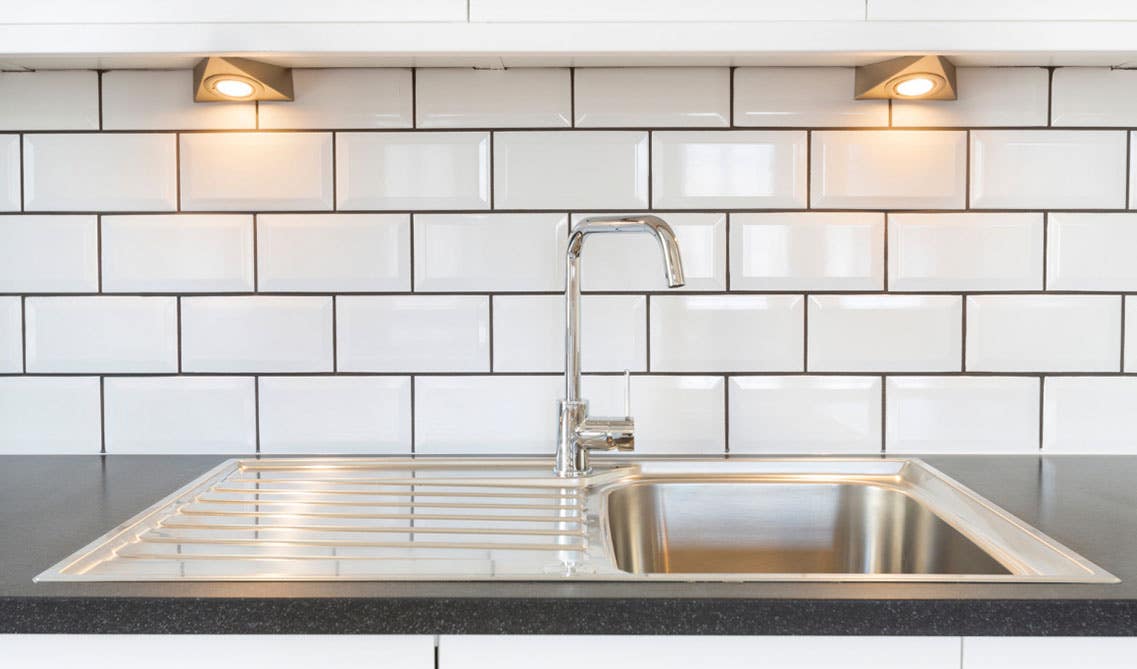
36,456,1117,583
607,482,1009,576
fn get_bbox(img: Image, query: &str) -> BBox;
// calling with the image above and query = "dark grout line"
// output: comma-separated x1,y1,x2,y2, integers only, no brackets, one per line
96,214,103,293
1041,212,1049,289
19,296,26,373
728,67,736,128
331,131,338,211
882,212,890,290
1046,67,1055,127
175,296,182,373
723,377,730,453
174,133,181,212
961,295,968,372
1126,131,1133,210
331,295,338,373
7,370,1136,379
253,375,261,454
97,71,104,130
1038,376,1046,450
18,133,24,211
569,68,575,128
99,375,106,454
1121,295,1128,373
409,375,416,454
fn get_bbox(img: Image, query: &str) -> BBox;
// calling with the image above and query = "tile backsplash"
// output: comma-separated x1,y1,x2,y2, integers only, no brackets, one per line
1,65,1136,455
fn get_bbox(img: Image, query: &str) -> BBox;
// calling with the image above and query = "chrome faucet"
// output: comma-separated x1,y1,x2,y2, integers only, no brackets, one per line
553,215,685,478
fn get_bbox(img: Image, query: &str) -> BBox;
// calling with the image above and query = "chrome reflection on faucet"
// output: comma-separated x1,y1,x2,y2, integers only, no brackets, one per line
554,215,686,478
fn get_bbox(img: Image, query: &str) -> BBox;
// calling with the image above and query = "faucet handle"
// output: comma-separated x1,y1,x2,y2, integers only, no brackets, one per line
623,369,631,417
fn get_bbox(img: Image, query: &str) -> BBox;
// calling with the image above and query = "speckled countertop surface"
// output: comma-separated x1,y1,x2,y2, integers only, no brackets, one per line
2,454,1135,635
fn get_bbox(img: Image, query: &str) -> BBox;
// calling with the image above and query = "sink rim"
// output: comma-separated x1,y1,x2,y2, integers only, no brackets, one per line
35,455,1118,584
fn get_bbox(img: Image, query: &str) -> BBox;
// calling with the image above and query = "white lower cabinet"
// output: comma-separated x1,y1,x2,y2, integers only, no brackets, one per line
0,634,435,669
438,635,961,669
962,637,1137,668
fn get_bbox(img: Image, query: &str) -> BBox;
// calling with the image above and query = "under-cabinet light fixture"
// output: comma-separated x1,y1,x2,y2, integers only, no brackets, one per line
193,57,294,102
854,55,957,100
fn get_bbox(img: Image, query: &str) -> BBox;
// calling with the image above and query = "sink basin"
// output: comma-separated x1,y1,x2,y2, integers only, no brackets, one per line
36,456,1116,583
607,482,1009,575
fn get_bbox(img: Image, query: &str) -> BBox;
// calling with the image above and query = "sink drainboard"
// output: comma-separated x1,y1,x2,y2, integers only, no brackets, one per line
38,458,601,581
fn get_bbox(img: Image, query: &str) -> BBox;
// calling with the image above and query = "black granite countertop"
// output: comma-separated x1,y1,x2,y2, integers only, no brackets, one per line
2,454,1135,635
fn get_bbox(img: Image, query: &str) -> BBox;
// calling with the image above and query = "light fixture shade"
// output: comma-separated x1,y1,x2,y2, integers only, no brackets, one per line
854,55,957,100
193,57,294,102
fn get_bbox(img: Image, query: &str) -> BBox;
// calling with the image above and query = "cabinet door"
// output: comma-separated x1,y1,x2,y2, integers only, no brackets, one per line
963,637,1137,669
0,634,435,669
439,635,961,669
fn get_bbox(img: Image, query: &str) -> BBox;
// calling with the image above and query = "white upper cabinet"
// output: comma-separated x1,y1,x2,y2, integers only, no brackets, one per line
867,0,1137,21
470,0,865,22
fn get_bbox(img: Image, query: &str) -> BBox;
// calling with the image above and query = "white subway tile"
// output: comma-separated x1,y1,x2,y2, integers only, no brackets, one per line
0,71,99,130
810,131,967,209
415,375,560,454
729,376,881,454
102,70,255,130
0,377,101,454
23,134,177,211
1128,296,1137,373
650,295,803,372
892,68,1049,127
415,68,571,128
886,377,1039,454
414,213,566,292
25,296,177,373
181,296,333,373
1043,377,1137,453
0,215,99,292
259,68,412,129
336,131,489,210
730,212,883,291
492,294,646,373
888,213,1043,291
0,297,21,372
1047,213,1137,290
574,68,729,127
257,213,409,292
102,214,254,293
808,295,962,372
104,376,255,454
494,131,647,209
970,130,1127,209
967,295,1121,372
180,132,333,211
1052,68,1137,127
652,131,807,209
259,376,412,454
577,212,726,291
583,375,725,454
337,295,489,373
734,68,888,128
0,134,17,210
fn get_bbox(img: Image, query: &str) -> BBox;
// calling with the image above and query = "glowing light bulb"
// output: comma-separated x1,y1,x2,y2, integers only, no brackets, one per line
894,77,936,98
213,79,255,98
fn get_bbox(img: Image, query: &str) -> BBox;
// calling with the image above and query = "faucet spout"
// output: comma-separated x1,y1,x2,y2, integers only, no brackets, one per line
555,215,686,478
